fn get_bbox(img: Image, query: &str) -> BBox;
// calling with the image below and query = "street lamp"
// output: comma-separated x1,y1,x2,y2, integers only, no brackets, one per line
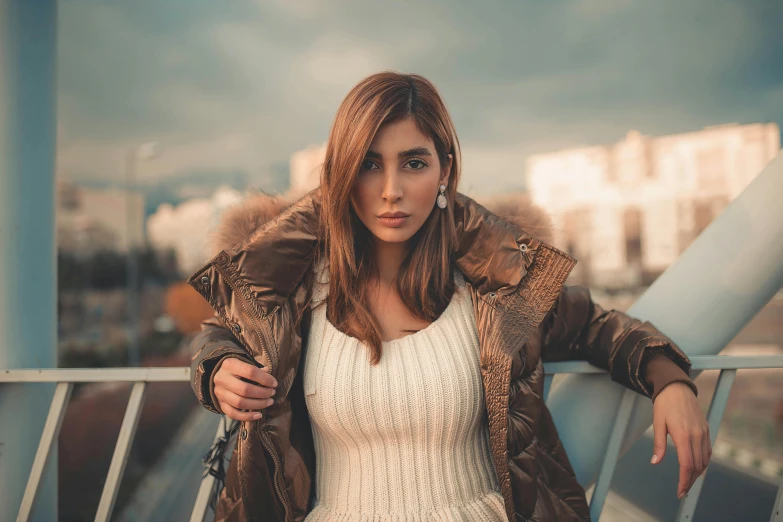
125,141,159,367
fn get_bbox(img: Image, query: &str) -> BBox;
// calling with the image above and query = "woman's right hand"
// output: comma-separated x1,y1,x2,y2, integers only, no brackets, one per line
213,357,278,421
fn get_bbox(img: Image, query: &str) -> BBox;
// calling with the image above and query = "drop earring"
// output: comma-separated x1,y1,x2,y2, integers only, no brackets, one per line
436,184,448,209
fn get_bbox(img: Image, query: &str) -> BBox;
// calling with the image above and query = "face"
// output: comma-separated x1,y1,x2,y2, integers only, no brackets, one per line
351,118,452,246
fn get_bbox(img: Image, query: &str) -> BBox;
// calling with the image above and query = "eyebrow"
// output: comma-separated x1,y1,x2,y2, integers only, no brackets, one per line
364,147,433,160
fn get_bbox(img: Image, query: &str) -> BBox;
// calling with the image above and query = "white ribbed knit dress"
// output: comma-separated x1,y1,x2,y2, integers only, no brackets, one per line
302,260,508,521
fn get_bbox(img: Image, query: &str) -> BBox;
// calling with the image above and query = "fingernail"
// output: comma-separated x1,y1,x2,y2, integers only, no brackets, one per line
270,389,276,396
253,412,262,420
651,455,658,464
267,398,274,405
272,379,278,387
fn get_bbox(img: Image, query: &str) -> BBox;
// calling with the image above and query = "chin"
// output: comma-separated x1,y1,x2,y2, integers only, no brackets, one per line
370,228,416,244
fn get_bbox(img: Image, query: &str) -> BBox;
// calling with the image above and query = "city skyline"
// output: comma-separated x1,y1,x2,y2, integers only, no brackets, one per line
527,122,780,288
128,120,778,280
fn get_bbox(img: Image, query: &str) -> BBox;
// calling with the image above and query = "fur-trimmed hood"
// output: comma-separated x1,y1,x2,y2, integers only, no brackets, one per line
208,188,554,255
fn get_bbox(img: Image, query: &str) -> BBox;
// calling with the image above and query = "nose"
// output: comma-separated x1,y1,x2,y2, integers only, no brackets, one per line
382,172,403,202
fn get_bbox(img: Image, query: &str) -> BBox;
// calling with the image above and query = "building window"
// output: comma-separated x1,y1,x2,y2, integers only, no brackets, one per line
624,208,642,266
695,147,728,193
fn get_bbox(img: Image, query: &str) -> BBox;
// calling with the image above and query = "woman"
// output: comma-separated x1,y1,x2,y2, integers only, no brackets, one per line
188,72,710,522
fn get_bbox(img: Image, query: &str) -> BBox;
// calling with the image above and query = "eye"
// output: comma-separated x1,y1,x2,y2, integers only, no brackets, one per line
406,158,428,170
360,159,378,172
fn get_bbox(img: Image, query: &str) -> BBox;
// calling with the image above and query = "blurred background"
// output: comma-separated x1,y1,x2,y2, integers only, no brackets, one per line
5,0,783,520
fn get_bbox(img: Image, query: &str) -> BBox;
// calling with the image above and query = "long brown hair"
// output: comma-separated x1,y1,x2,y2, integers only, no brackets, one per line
318,71,462,365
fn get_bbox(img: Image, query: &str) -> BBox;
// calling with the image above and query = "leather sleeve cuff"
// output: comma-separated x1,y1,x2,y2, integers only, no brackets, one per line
644,353,699,402
192,344,252,414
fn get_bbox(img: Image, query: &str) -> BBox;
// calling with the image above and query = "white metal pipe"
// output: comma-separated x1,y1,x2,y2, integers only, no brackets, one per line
0,367,190,383
547,151,783,486
16,383,72,522
675,369,737,521
94,382,148,522
544,355,783,373
0,1,58,520
190,418,233,522
588,389,636,520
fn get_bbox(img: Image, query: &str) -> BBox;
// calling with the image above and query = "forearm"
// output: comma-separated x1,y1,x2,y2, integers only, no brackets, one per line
541,285,694,399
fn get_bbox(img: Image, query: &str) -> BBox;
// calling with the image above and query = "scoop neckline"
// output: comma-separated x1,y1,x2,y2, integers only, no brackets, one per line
322,274,464,348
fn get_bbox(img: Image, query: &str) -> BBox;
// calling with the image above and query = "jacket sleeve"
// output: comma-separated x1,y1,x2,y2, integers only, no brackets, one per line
540,284,697,401
190,314,255,414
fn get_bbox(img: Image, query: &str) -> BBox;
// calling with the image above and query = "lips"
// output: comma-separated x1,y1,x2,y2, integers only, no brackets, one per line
377,213,409,228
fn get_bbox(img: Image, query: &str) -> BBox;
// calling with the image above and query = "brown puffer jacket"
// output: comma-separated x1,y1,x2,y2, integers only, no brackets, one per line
187,187,695,522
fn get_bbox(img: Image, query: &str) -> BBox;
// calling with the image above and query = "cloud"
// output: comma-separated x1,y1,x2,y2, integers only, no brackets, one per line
57,0,783,194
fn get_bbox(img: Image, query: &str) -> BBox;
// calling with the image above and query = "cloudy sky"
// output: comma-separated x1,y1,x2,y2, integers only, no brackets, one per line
57,0,783,196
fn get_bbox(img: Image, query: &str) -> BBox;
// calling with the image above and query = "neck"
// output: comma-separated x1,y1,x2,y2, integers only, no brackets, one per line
371,237,407,287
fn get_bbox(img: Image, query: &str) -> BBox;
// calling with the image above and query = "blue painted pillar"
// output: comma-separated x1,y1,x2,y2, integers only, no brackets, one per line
0,0,58,520
548,151,783,486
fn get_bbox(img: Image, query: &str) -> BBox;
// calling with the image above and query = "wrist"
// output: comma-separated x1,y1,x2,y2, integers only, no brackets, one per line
655,381,696,402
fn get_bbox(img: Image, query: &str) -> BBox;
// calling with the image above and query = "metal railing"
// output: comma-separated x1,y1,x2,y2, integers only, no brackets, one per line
0,368,190,522
545,355,783,522
2,356,782,522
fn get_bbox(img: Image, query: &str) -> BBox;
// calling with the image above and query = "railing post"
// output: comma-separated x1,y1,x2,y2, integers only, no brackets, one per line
676,369,736,521
589,389,636,520
94,382,148,522
772,472,783,522
16,383,73,522
0,1,59,521
191,417,235,522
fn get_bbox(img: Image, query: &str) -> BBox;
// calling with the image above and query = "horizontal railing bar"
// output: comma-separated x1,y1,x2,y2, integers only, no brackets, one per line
1,356,780,384
16,382,73,522
686,355,783,370
544,355,783,375
676,369,737,521
0,367,190,383
94,381,147,522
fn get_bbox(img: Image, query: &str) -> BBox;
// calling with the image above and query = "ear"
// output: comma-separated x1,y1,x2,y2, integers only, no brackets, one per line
440,153,453,185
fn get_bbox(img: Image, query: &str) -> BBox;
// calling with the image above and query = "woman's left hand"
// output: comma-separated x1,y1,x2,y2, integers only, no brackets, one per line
651,382,712,499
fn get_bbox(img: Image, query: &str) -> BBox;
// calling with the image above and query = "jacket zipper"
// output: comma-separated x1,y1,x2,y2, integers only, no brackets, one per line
254,306,292,520
251,313,291,521
258,426,293,521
